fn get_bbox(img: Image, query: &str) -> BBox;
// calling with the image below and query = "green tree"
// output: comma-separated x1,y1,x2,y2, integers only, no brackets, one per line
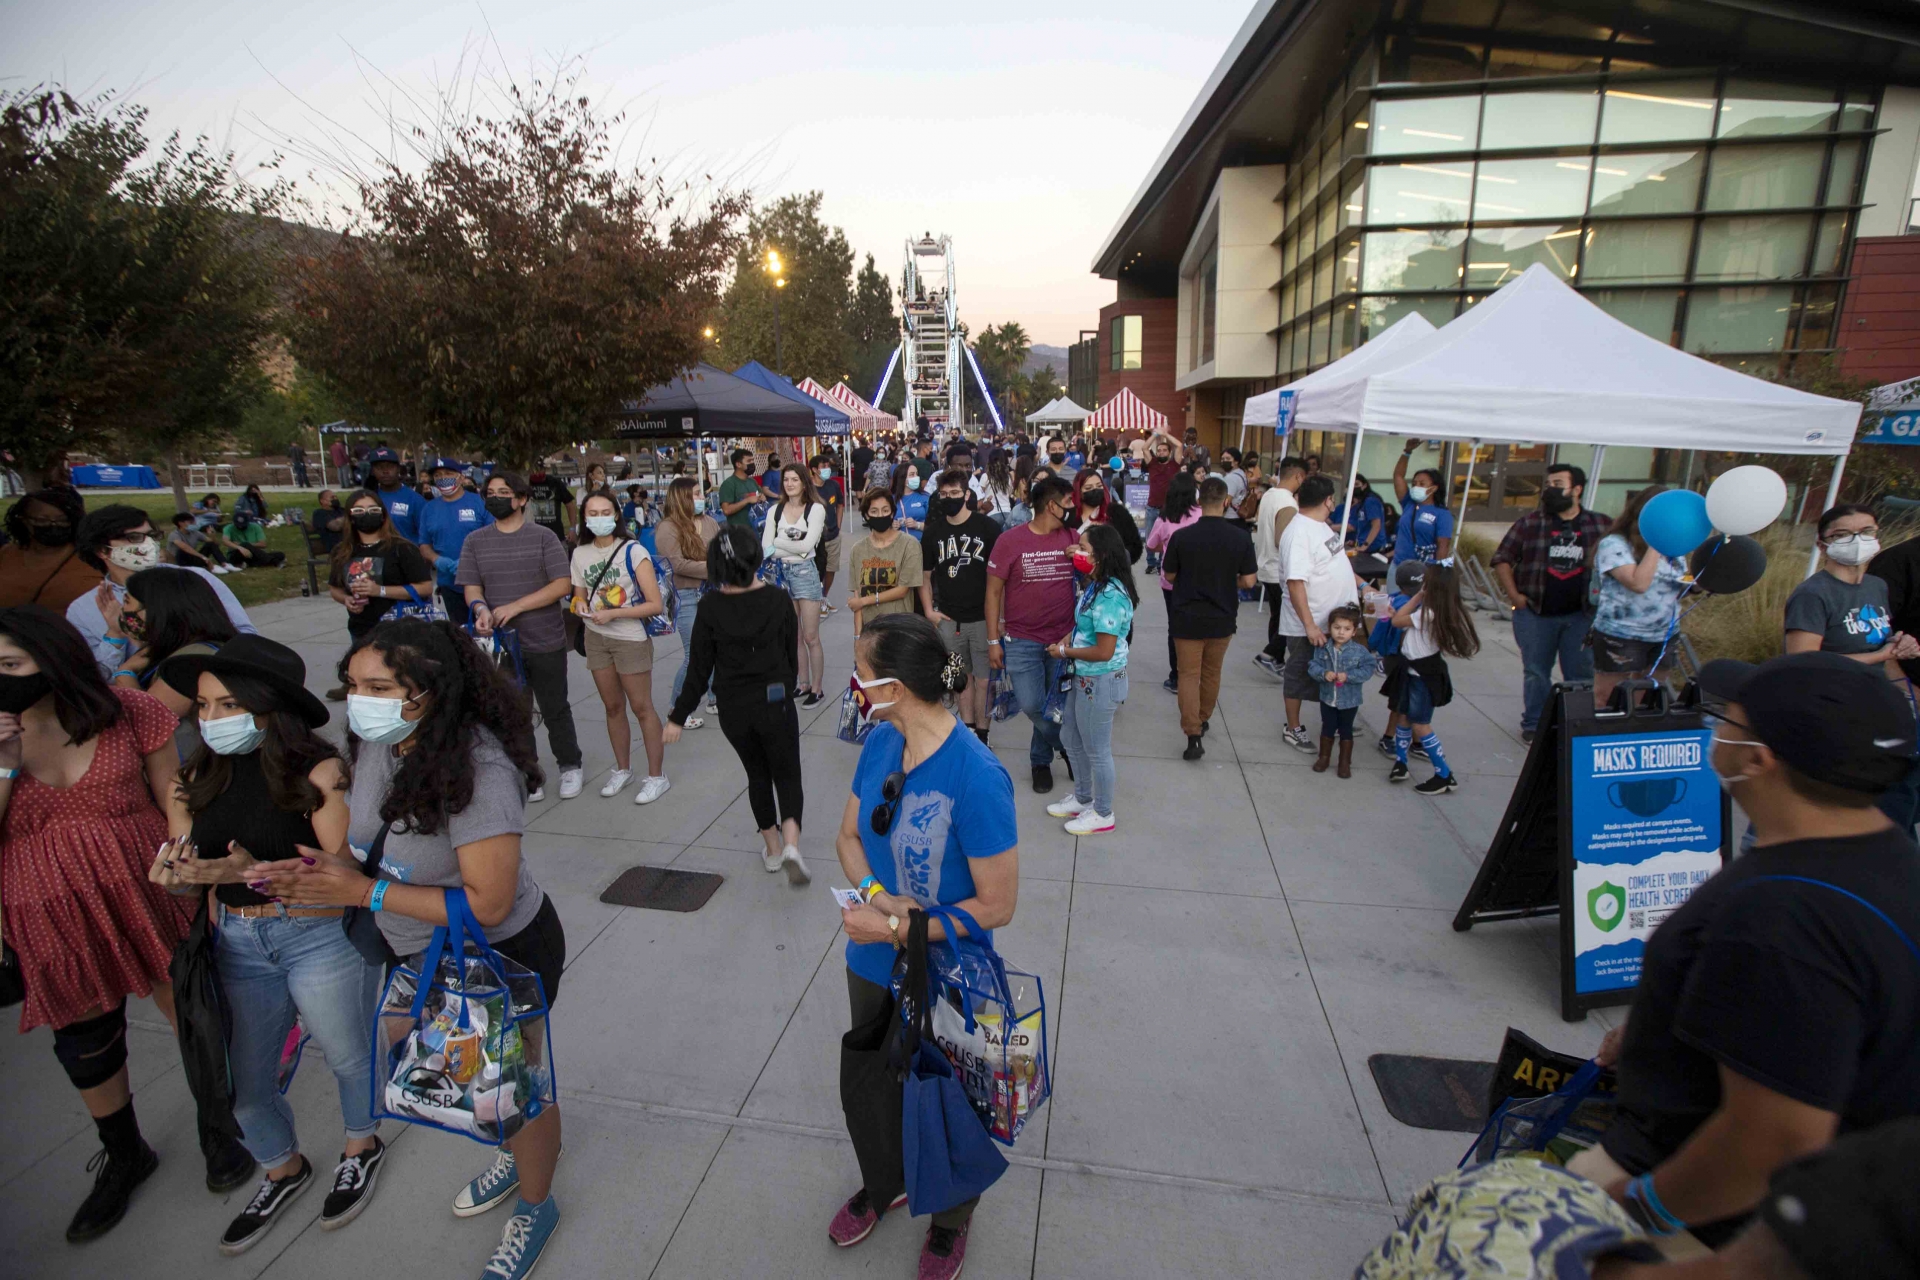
291,69,745,468
845,252,896,404
233,362,365,458
715,192,853,381
969,321,1033,427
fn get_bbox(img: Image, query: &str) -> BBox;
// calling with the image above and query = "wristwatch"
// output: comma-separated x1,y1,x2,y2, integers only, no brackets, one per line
888,915,902,946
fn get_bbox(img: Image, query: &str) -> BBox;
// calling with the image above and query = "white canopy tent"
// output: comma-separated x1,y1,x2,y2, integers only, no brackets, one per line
1243,312,1436,428
1026,396,1092,426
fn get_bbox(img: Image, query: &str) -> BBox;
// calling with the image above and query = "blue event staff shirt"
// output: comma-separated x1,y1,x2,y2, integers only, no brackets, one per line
846,721,1019,987
371,483,422,543
1332,494,1387,552
1392,500,1454,565
897,490,931,540
416,491,494,585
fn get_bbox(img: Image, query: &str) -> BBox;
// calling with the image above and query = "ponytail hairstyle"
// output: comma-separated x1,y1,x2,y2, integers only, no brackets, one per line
1083,522,1138,607
1418,563,1481,660
707,523,764,588
858,613,967,705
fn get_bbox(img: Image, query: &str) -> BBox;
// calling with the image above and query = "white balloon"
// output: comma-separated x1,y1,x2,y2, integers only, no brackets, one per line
1705,465,1788,537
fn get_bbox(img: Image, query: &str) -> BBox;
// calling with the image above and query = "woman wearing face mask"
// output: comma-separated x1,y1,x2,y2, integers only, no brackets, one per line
328,491,435,645
0,487,94,612
762,463,829,706
1065,468,1143,564
148,637,388,1254
661,526,810,884
656,478,719,729
1332,475,1387,554
1046,523,1136,835
1589,486,1691,704
829,613,1019,1277
570,494,669,802
0,606,256,1242
252,619,568,1279
110,568,238,751
67,505,255,680
890,460,930,541
1785,505,1916,669
1143,472,1202,693
845,491,923,638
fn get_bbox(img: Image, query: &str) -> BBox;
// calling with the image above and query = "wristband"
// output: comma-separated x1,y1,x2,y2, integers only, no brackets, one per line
1624,1173,1685,1235
105,635,131,648
368,881,390,912
0,766,18,780
113,669,139,681
859,877,883,903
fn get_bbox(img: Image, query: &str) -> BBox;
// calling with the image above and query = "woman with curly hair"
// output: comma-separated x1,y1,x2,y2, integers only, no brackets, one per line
252,618,565,1280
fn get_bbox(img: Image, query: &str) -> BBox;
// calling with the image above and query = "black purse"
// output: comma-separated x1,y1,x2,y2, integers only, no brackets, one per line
0,942,24,1008
341,822,398,967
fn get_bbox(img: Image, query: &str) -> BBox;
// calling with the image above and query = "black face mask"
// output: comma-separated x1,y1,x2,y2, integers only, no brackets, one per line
743,463,756,477
1541,488,1574,515
0,671,51,714
1049,454,1066,465
28,522,73,548
866,514,895,533
350,510,387,534
1081,488,1107,510
936,496,967,519
484,496,518,520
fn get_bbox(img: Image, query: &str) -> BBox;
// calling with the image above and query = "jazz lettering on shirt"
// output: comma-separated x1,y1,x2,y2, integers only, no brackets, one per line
935,531,989,578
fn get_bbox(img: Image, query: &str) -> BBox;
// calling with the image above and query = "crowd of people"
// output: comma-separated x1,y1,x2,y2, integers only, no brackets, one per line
4,421,1919,1279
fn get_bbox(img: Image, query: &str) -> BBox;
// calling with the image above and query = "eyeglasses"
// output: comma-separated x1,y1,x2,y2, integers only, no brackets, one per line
1824,531,1877,547
869,770,907,835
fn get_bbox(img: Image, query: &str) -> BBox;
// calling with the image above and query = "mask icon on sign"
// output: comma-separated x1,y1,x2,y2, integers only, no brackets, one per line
1607,776,1686,817
1587,881,1627,933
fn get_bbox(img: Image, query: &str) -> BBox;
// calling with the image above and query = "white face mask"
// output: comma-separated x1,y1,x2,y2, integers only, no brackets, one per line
108,538,161,572
1710,733,1764,790
585,515,618,537
1407,486,1431,505
855,675,900,717
348,694,420,745
1824,533,1880,567
199,712,264,755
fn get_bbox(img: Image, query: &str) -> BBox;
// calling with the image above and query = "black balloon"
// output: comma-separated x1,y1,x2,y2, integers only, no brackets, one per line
1689,534,1767,595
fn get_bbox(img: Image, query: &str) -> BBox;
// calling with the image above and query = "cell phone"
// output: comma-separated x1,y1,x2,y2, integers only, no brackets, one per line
767,683,786,703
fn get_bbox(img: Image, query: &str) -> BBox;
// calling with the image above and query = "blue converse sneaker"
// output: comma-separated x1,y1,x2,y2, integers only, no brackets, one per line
481,1196,559,1279
453,1148,518,1217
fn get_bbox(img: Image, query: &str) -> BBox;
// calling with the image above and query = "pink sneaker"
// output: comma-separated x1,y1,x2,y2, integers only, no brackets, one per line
919,1221,969,1279
827,1188,907,1248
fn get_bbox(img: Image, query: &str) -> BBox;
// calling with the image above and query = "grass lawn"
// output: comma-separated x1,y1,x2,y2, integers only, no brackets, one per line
90,489,328,608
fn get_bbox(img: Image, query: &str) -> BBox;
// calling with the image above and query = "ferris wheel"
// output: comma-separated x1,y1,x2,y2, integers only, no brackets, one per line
870,233,1004,435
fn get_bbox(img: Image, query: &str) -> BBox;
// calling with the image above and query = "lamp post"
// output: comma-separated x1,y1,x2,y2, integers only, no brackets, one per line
764,248,787,374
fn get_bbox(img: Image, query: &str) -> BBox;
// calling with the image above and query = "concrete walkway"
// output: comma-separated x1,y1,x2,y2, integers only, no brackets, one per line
4,585,1615,1278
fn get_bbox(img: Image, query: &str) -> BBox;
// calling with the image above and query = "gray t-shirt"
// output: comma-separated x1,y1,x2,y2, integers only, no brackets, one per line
455,521,571,652
1783,571,1894,655
348,728,542,957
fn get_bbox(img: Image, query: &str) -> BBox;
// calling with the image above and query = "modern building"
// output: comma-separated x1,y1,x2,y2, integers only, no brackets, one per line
1067,328,1102,411
1093,0,1920,518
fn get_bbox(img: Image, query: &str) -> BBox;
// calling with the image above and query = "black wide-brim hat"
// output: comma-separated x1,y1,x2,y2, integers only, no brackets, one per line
159,633,331,727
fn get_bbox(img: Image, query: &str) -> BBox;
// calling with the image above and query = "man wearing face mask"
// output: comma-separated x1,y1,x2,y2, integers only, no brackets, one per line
362,447,421,543
922,471,1001,743
986,476,1079,791
1141,429,1185,574
0,487,96,612
68,506,257,678
1045,438,1076,481
414,457,493,622
1492,463,1613,743
1576,652,1920,1251
718,449,768,529
1391,443,1455,565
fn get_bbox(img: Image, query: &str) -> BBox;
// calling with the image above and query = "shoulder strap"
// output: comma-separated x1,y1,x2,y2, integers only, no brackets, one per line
1743,875,1920,966
363,818,392,878
26,548,78,605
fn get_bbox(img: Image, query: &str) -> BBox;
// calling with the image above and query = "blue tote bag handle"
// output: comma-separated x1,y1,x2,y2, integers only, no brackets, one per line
919,904,992,1032
406,888,499,1026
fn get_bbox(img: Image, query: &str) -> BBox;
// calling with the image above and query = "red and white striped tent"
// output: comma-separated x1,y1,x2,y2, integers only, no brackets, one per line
824,381,902,435
1084,386,1169,433
796,377,866,432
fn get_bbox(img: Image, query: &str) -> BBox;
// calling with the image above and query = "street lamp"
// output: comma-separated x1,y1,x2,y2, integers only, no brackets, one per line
764,248,787,373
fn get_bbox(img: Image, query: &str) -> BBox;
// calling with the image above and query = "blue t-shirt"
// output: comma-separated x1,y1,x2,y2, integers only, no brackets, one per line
1392,500,1454,565
1065,451,1086,472
1333,494,1387,551
415,492,493,585
898,490,930,540
846,721,1019,987
372,484,422,543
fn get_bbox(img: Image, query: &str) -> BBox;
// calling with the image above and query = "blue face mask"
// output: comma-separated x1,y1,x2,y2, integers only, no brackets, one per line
691,496,705,515
348,694,419,745
906,474,922,492
199,712,264,756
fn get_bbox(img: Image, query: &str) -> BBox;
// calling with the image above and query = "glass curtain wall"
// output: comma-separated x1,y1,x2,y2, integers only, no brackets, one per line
1272,10,1877,385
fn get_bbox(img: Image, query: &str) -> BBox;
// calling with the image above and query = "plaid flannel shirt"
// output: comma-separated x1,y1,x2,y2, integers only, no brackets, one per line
1490,508,1613,607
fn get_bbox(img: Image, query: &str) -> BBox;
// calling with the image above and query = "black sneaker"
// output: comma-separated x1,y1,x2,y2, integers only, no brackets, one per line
1414,773,1459,796
1409,740,1431,761
1521,728,1536,744
220,1157,313,1256
1161,676,1177,693
65,1143,159,1243
1376,734,1396,758
204,1131,257,1194
1031,764,1054,793
319,1137,384,1231
799,690,824,709
1183,735,1204,761
1388,761,1409,783
1201,719,1211,736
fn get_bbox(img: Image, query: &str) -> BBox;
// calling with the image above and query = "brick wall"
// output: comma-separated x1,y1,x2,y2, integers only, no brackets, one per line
1837,235,1920,384
1095,298,1184,429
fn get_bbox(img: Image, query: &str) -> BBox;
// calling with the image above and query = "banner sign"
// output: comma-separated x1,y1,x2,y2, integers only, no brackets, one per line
1567,729,1722,995
1858,408,1920,446
1124,482,1150,513
1275,389,1296,435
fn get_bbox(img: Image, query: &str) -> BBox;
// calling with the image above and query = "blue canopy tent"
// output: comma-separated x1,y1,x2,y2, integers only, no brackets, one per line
730,361,851,434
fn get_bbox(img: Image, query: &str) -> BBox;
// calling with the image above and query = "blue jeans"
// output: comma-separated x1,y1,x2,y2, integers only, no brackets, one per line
673,587,714,705
1061,670,1127,814
1510,607,1594,732
1002,637,1064,767
1143,507,1162,569
216,907,383,1165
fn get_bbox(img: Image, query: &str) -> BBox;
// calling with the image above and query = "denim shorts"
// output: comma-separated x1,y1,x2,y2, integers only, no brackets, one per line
782,556,825,601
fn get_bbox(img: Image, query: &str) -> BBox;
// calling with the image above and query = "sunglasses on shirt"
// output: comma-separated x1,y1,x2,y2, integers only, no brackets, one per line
870,770,907,835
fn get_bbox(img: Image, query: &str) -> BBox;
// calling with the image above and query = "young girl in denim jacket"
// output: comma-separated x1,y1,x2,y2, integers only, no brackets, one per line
1307,605,1373,777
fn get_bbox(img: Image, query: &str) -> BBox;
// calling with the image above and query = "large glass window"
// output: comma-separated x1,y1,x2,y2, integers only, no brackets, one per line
1794,283,1840,349
1694,215,1813,281
1586,150,1703,215
1362,228,1467,291
1339,173,1365,231
1811,213,1850,276
1360,293,1459,338
1715,80,1838,138
1582,220,1694,282
1109,315,1143,371
1367,161,1475,223
1586,289,1680,343
1371,96,1481,156
1600,81,1718,144
1825,140,1862,204
1466,224,1580,287
1310,312,1332,366
1338,236,1361,294
1282,231,1298,279
1683,284,1796,352
1199,246,1218,365
1314,251,1336,308
1480,90,1600,150
1317,193,1339,246
1704,143,1824,211
1474,156,1592,219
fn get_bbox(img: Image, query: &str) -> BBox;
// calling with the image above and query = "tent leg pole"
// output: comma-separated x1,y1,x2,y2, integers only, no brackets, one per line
1590,445,1608,515
1806,456,1849,578
1456,442,1478,536
1337,426,1364,544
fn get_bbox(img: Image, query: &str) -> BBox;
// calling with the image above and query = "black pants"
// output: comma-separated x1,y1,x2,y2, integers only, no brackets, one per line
719,695,804,831
437,585,469,625
1318,704,1359,741
1264,583,1286,660
847,972,978,1229
1166,630,1178,685
491,894,567,1009
519,647,583,770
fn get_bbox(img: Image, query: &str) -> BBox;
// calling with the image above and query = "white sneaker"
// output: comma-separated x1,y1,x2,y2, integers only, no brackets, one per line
706,700,720,717
527,785,546,802
780,846,811,886
1064,810,1116,836
558,768,583,799
599,770,632,798
1046,796,1093,819
632,775,671,805
762,847,784,873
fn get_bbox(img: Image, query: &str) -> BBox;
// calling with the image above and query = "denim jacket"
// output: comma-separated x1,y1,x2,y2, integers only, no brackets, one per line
1308,639,1375,709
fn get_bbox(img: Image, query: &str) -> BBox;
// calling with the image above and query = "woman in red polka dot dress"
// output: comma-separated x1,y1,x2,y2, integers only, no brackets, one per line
0,605,249,1242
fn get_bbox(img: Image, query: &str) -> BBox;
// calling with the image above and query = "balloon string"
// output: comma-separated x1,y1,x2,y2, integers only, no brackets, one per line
1647,536,1723,681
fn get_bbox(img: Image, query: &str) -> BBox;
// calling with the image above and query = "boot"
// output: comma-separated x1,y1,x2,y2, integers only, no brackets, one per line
1336,738,1354,779
1311,737,1334,773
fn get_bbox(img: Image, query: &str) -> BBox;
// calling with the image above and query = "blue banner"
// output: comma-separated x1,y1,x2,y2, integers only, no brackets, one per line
1859,410,1920,445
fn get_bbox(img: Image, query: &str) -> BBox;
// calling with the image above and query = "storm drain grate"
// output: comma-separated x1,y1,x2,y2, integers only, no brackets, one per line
1368,1054,1497,1133
599,866,724,913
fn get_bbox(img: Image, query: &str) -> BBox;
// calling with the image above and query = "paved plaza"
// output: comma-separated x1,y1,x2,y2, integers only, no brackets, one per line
4,587,1619,1278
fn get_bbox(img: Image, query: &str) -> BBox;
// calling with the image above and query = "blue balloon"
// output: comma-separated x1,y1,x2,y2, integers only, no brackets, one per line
1638,489,1714,558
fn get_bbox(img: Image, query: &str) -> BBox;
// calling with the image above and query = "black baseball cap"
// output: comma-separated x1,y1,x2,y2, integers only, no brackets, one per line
368,446,400,464
1695,651,1914,794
